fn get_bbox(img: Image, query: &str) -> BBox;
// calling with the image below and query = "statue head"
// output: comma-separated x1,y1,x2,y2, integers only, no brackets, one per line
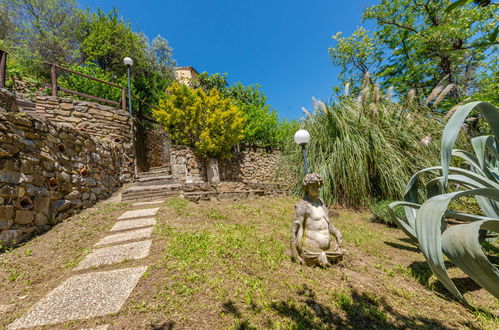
302,173,323,198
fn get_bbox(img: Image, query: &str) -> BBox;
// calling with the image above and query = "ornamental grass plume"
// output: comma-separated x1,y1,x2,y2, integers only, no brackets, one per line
344,82,350,97
302,107,312,118
387,86,394,101
361,86,370,106
318,100,328,114
425,85,444,105
444,104,461,120
407,89,416,104
373,83,380,104
363,71,370,87
434,84,456,106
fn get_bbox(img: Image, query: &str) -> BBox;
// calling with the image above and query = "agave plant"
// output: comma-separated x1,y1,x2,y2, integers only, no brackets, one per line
388,101,499,303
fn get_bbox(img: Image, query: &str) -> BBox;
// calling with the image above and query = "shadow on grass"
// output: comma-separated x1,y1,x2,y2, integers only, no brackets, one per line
222,300,242,318
150,321,175,329
270,285,455,329
409,261,482,302
384,241,420,253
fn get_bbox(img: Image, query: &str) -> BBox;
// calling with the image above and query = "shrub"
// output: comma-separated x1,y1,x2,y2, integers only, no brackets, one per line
152,82,245,158
57,61,128,103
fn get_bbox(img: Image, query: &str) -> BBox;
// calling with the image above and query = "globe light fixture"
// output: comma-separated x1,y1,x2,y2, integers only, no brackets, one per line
294,129,310,145
123,57,133,66
124,57,133,115
294,129,310,174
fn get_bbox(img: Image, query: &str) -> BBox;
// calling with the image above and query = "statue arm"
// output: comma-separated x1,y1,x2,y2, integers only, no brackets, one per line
329,222,343,246
291,203,306,264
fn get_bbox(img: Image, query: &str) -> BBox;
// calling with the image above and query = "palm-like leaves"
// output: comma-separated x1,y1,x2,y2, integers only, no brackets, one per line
389,101,499,303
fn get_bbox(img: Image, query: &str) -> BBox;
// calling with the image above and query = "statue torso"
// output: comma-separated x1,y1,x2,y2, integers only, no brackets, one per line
302,201,331,251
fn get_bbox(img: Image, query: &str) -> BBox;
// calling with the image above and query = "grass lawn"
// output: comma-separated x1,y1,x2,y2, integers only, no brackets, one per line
0,196,497,329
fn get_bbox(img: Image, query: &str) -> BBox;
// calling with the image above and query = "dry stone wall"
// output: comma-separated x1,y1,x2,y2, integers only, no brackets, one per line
145,129,171,169
33,96,135,178
0,110,129,247
169,145,282,184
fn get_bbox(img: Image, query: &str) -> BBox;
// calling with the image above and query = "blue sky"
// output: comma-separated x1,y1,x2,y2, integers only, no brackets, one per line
79,0,377,120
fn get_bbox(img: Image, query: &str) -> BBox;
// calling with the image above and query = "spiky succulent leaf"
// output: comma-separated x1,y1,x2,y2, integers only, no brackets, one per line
415,188,499,302
441,102,498,187
442,220,499,300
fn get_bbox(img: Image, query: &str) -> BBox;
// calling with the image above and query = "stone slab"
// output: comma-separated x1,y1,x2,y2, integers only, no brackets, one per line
117,208,159,220
81,325,109,330
75,241,152,270
7,267,147,329
110,218,156,232
132,200,164,206
95,227,153,247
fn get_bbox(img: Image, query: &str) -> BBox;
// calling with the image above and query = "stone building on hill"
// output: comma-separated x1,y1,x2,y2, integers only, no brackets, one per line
174,66,199,86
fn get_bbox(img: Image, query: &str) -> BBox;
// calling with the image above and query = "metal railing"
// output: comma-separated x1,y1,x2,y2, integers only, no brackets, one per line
0,50,160,124
0,50,7,88
44,62,127,111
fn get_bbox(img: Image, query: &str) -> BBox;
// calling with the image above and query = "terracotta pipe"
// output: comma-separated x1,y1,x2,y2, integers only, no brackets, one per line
46,177,59,191
79,167,89,177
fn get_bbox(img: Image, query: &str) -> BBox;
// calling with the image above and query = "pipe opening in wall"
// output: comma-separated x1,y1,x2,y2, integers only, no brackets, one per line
46,177,59,191
14,196,33,210
80,167,89,177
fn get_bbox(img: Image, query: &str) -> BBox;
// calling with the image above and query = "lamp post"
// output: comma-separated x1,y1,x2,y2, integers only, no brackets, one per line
294,129,310,174
123,57,133,115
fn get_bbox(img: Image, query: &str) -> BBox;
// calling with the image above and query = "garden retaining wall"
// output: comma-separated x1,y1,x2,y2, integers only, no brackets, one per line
169,145,283,184
0,109,130,247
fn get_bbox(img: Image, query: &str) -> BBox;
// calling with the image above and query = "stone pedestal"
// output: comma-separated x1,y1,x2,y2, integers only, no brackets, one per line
206,158,220,183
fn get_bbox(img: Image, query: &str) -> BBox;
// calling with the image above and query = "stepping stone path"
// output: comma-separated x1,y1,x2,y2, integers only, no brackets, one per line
8,205,162,329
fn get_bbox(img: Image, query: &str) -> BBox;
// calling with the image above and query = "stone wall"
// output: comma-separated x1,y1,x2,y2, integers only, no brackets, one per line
169,145,281,184
0,110,129,247
33,96,135,178
145,129,171,169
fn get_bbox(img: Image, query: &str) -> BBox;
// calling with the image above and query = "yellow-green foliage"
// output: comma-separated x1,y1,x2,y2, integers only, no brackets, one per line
153,82,245,158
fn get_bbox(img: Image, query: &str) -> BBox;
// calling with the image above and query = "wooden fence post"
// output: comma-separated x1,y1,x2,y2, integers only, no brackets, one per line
121,88,126,111
50,64,57,96
0,50,7,88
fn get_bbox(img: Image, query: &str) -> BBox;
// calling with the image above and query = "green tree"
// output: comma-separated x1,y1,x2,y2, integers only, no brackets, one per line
152,82,245,158
329,0,498,104
226,83,280,147
81,8,175,110
0,0,89,64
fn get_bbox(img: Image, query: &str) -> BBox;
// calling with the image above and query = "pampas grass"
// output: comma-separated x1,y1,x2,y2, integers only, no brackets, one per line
281,98,443,207
433,84,455,106
425,85,444,105
387,86,394,101
344,82,350,97
407,89,416,104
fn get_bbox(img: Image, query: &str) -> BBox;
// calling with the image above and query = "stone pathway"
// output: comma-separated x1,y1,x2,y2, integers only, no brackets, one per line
8,206,161,329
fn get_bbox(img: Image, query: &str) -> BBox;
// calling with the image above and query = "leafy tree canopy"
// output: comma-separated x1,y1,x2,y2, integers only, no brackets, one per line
329,0,498,105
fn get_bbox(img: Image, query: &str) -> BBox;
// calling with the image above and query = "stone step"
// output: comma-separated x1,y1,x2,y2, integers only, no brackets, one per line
132,175,179,186
121,191,179,202
121,184,182,202
136,169,172,178
123,183,182,194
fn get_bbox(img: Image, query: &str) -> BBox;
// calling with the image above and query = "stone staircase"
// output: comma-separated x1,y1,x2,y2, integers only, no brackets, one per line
121,165,181,202
121,164,282,203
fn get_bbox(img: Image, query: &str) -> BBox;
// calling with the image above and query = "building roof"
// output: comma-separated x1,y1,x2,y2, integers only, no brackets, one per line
175,66,199,75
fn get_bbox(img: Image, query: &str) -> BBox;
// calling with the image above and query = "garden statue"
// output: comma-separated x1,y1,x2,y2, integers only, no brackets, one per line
291,173,344,267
